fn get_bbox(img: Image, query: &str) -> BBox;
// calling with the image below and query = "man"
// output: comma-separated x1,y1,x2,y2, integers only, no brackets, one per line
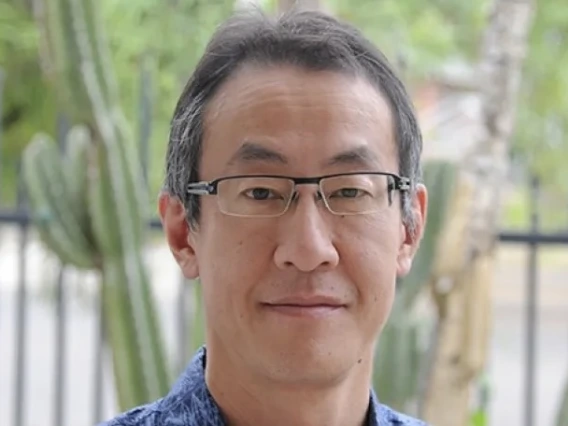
101,6,428,426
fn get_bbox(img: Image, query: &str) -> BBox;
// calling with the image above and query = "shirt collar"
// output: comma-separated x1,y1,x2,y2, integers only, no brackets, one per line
164,346,382,426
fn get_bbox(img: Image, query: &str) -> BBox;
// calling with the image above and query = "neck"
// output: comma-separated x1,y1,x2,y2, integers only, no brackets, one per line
204,339,374,426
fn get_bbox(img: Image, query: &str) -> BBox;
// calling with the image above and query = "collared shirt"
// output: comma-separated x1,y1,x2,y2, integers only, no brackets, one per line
98,346,428,426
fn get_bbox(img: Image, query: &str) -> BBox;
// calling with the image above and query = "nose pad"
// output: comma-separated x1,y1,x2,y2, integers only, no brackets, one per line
290,190,325,207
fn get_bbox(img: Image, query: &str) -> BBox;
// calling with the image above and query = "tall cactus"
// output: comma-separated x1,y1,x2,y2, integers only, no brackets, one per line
373,160,457,413
22,0,170,412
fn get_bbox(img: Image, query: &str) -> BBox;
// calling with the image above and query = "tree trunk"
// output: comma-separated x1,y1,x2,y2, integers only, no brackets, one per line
421,0,536,425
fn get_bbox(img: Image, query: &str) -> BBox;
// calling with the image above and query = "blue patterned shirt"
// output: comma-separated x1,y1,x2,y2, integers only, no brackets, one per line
98,346,427,426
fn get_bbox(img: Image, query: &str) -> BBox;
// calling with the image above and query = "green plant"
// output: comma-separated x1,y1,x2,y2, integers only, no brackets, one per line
469,374,490,426
556,373,568,426
21,0,170,411
373,160,457,413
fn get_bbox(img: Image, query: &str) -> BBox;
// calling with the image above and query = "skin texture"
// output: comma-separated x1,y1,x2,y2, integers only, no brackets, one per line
159,64,428,426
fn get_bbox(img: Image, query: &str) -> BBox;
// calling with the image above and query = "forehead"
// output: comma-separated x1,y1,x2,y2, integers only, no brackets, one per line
200,64,396,177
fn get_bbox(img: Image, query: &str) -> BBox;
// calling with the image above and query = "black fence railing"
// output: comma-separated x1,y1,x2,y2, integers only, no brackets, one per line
0,195,193,426
496,176,568,426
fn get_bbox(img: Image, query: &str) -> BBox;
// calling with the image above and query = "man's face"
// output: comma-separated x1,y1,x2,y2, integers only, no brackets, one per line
160,64,426,386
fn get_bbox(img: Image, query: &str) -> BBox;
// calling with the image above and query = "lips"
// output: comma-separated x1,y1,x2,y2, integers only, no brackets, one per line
264,295,345,307
261,296,346,318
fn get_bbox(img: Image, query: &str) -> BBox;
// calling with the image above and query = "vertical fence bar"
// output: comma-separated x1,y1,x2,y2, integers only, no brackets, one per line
0,67,4,205
53,113,70,426
92,284,105,425
53,267,67,426
0,66,4,346
12,162,29,426
524,175,540,426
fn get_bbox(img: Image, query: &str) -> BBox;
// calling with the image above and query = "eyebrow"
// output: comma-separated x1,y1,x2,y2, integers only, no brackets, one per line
226,141,380,169
226,141,288,166
325,145,380,169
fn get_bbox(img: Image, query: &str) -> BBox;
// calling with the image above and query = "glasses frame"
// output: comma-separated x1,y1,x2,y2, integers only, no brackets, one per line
186,172,411,217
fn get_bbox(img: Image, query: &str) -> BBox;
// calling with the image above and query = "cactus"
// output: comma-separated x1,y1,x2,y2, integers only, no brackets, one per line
23,129,96,269
21,0,170,412
373,160,457,412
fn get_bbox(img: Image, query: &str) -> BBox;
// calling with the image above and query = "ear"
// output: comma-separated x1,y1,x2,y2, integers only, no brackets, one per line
397,183,428,277
158,192,200,280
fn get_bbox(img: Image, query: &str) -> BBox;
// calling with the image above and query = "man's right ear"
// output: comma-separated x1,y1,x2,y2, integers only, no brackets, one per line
158,192,200,280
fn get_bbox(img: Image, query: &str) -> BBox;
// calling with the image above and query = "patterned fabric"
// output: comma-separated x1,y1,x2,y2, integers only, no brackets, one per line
98,346,428,426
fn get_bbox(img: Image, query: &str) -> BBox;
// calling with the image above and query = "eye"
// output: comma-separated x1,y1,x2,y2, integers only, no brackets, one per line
244,187,279,200
330,188,368,198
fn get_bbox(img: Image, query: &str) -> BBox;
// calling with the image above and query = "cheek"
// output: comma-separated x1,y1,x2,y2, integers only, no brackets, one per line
196,213,275,307
340,212,402,268
350,243,397,303
349,240,397,333
338,215,400,309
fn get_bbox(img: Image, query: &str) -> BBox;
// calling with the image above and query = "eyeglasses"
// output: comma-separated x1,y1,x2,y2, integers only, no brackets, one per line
186,172,410,218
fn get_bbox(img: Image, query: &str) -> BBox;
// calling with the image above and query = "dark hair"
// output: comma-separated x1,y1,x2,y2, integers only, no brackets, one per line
164,7,423,231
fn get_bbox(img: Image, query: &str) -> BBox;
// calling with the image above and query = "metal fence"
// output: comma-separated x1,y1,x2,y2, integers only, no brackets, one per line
498,177,568,426
1,71,568,426
0,164,195,426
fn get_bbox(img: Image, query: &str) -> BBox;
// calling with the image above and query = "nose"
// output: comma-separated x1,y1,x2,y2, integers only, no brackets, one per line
273,193,340,272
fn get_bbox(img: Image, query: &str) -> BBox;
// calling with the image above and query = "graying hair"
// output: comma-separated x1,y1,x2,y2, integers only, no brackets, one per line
164,7,423,233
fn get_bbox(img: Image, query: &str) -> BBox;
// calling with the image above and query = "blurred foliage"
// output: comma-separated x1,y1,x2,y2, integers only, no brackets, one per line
501,184,568,232
0,1,37,60
0,0,234,205
513,1,568,194
328,0,490,79
0,0,57,203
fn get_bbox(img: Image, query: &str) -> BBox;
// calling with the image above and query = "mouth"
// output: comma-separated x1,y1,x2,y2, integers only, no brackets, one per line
260,297,346,318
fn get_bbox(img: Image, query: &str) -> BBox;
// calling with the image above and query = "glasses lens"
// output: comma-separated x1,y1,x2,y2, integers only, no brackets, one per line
217,177,294,217
321,174,391,214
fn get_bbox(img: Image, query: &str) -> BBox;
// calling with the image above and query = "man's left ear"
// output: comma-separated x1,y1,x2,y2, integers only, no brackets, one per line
397,183,428,277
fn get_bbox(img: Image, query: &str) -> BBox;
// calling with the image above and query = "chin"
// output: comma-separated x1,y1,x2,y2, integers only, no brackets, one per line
254,336,365,385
